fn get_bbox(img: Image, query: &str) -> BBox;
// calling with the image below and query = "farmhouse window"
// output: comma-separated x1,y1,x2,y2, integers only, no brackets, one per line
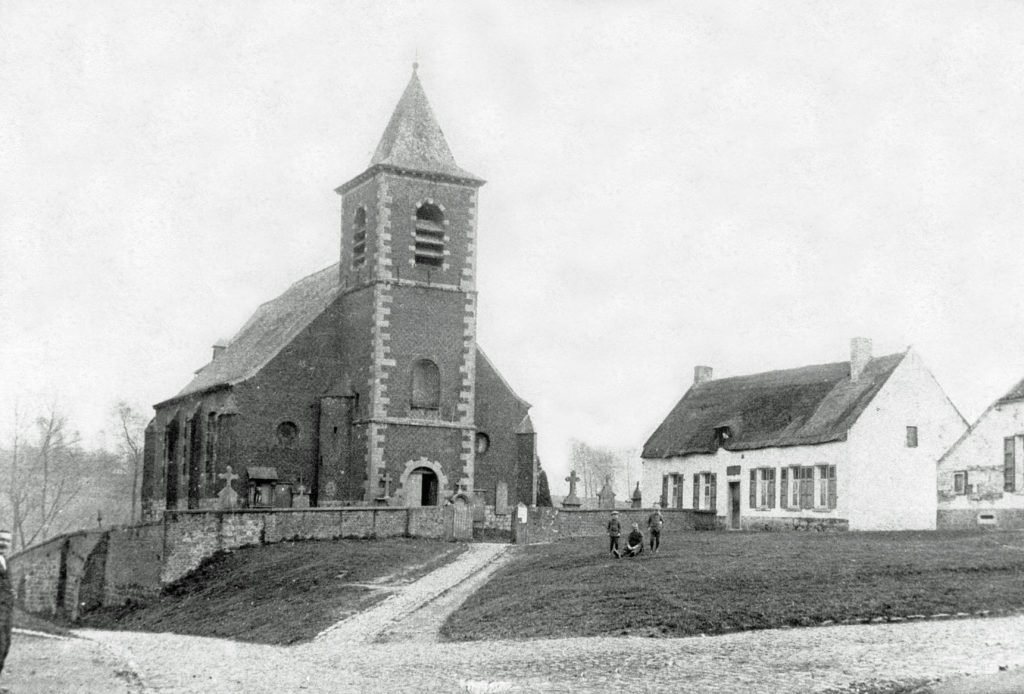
906,426,918,448
672,474,685,509
797,466,814,510
694,472,716,510
816,464,837,509
953,471,968,495
751,468,776,509
1004,437,1016,492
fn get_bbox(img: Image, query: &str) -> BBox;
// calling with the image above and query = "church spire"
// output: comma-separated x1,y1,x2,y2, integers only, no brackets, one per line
370,65,480,181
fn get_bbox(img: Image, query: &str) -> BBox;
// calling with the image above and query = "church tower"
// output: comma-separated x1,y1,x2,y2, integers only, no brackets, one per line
325,65,485,505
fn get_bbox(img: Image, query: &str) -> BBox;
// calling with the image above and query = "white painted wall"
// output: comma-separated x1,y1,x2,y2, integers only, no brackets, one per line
938,397,1024,510
848,349,966,530
641,442,849,524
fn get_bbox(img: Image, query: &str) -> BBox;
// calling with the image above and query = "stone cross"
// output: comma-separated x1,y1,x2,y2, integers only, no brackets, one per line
380,470,393,497
218,465,239,510
566,470,580,497
562,469,582,508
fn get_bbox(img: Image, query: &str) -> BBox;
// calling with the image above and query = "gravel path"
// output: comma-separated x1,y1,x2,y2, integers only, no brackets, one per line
71,615,1024,693
8,543,1024,692
315,542,509,645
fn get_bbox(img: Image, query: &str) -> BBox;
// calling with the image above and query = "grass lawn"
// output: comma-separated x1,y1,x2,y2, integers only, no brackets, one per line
441,531,1024,641
76,537,465,645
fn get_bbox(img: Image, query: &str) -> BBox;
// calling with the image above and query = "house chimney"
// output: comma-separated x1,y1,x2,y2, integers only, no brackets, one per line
212,340,228,361
850,337,872,382
694,365,713,386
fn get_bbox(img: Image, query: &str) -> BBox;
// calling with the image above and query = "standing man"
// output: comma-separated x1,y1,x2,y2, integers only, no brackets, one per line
647,503,665,554
607,510,622,556
0,530,12,676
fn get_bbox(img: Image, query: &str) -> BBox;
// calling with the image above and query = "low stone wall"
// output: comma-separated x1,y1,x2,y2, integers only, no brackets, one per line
740,516,850,532
938,508,1024,530
8,505,453,622
513,507,718,544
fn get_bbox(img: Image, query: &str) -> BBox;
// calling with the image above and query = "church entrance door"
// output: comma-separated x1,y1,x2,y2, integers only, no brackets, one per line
413,467,439,506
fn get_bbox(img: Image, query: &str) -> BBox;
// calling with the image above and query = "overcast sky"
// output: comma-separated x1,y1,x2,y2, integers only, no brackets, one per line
3,1,1024,494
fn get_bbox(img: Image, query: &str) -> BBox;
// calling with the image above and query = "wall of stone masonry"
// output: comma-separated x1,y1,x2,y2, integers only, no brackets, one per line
9,505,454,622
513,508,718,544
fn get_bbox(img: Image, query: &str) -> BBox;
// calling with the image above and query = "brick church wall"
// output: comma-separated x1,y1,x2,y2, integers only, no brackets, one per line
474,352,532,505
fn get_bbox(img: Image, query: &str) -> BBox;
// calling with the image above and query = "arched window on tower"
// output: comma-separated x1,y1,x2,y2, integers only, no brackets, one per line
411,359,441,410
414,204,445,268
353,207,367,267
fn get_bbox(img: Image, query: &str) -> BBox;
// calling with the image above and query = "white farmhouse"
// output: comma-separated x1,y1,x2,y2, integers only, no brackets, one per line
641,339,966,531
937,378,1024,529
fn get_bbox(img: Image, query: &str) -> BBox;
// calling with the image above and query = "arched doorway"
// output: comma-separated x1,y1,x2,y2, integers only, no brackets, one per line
408,466,439,506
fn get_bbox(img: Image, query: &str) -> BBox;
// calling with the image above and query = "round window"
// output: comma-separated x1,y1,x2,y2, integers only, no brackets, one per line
276,421,298,445
475,432,490,455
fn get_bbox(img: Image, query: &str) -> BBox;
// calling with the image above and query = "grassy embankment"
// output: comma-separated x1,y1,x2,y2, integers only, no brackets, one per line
442,530,1024,641
76,538,466,645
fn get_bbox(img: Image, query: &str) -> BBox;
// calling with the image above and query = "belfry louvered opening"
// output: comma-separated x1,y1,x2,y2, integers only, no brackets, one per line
352,207,367,267
414,204,445,267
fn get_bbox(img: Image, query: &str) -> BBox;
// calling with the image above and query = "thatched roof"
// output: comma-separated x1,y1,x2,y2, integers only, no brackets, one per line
641,352,906,458
162,263,342,405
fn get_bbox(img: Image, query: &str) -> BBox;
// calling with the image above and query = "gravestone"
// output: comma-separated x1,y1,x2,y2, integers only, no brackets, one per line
293,483,310,509
631,482,643,509
597,476,616,509
495,481,509,515
376,470,392,506
217,466,239,510
562,470,582,508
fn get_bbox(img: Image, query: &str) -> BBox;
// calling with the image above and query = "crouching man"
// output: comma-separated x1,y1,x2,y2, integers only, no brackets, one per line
615,523,645,558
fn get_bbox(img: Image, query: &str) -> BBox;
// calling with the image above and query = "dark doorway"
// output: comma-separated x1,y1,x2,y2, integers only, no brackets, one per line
187,412,202,508
414,467,439,506
729,481,741,530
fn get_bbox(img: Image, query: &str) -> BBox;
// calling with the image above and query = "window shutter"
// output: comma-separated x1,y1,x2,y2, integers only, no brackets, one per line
780,468,788,509
768,469,776,510
749,469,757,508
827,466,837,509
693,473,700,509
709,473,717,511
1005,437,1015,492
661,475,669,507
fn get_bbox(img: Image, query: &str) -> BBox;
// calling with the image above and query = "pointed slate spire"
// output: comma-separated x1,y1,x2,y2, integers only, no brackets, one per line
370,64,481,182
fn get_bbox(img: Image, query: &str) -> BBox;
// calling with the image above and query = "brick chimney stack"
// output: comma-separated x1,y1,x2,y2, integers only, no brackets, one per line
694,365,713,386
850,337,872,382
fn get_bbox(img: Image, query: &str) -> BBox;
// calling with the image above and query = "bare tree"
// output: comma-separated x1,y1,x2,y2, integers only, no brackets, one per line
1,404,86,550
112,401,146,524
569,439,620,498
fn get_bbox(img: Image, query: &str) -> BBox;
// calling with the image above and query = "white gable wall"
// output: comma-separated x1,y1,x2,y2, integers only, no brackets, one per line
937,397,1024,528
847,349,966,530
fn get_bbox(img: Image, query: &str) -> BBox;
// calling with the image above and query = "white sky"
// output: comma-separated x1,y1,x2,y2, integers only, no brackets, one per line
3,1,1024,494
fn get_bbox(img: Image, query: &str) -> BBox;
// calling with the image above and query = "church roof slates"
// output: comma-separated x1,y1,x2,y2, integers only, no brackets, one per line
369,69,481,182
166,263,342,404
641,352,906,458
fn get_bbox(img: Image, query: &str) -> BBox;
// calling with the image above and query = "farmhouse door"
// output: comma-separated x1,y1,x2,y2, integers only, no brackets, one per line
729,481,741,530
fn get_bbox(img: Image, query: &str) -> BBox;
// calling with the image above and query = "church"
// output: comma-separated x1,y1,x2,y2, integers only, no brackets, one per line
140,66,544,516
